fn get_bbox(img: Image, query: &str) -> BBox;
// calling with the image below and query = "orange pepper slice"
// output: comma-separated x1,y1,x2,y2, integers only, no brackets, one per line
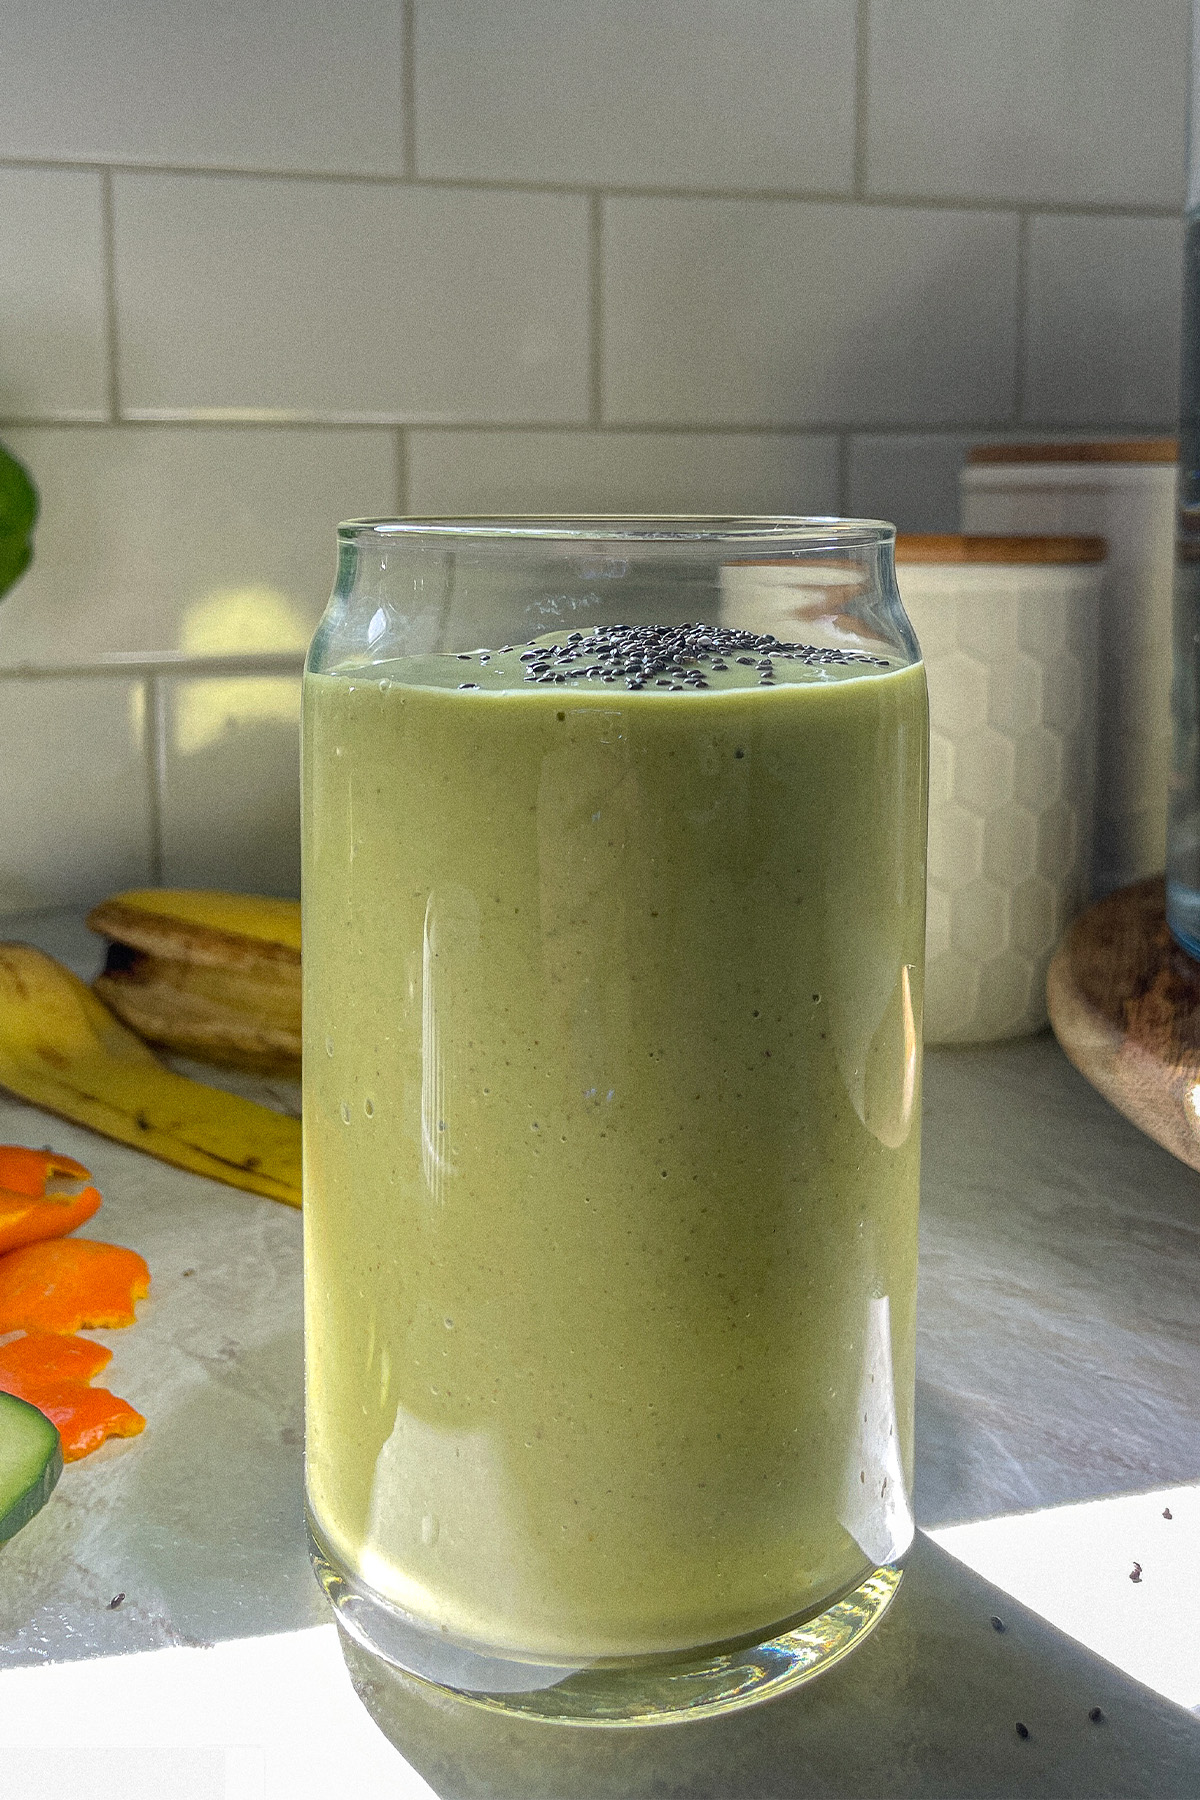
0,1378,143,1460
0,1188,102,1257
0,1331,112,1385
0,1338,144,1460
0,1146,94,1197
0,1145,102,1257
17,1384,144,1461
0,1240,150,1334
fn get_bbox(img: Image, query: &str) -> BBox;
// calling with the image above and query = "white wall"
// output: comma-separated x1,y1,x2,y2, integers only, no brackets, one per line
0,0,1188,909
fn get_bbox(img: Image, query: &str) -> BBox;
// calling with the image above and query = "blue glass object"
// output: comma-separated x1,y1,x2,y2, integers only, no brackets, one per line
1166,4,1200,954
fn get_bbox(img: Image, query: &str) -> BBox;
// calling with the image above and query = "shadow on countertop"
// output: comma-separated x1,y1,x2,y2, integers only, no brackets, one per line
341,1534,1200,1800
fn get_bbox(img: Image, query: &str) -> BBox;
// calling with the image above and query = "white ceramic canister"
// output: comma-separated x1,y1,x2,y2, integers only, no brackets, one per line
897,534,1104,1045
960,440,1176,899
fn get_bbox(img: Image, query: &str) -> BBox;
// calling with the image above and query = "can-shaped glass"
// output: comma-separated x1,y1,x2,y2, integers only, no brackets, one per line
302,518,928,1725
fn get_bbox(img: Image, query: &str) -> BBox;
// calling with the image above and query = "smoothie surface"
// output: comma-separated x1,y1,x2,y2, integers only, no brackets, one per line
358,621,896,698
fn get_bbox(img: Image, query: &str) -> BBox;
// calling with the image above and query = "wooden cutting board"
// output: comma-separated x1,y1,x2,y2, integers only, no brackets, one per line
1047,876,1200,1174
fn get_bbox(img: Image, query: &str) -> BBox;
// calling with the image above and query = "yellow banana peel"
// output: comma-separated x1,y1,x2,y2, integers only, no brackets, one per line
87,889,302,1076
0,943,301,1208
87,889,301,963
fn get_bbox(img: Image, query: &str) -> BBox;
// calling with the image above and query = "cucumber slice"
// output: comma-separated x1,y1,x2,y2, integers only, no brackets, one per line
0,1391,62,1546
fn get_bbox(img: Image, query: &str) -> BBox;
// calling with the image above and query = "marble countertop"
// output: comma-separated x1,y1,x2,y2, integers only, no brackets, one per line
1,911,1199,1797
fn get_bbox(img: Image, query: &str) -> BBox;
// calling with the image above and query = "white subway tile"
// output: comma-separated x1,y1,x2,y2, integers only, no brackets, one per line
407,430,839,515
0,677,152,913
158,673,301,896
848,436,982,534
603,199,1019,427
846,431,1107,534
0,0,405,175
866,0,1189,207
1023,215,1184,427
415,0,856,192
0,169,108,421
113,176,590,424
0,426,396,668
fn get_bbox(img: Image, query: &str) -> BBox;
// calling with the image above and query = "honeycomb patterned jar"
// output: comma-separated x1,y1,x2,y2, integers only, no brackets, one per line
896,535,1104,1045
960,440,1175,899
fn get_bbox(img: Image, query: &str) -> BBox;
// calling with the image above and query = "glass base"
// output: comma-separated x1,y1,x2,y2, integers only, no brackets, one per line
310,1516,903,1728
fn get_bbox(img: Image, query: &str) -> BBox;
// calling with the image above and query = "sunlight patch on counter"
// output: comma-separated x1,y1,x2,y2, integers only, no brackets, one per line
928,1481,1200,1711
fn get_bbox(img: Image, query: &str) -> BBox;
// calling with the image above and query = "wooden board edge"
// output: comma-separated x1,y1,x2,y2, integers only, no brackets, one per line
1047,943,1200,1176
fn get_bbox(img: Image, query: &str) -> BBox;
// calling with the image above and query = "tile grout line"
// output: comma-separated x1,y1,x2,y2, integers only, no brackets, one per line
100,168,122,423
588,194,605,426
145,673,166,885
0,153,1183,218
395,425,409,513
1012,210,1032,424
853,0,871,199
0,413,440,430
401,0,418,179
0,654,307,682
836,433,852,516
0,415,1175,441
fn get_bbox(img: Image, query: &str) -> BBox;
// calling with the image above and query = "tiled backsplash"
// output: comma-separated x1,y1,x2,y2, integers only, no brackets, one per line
0,656,305,914
0,0,1189,912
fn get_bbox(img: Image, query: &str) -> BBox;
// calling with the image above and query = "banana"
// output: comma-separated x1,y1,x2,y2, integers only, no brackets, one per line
0,944,301,1207
87,889,301,1076
88,889,301,961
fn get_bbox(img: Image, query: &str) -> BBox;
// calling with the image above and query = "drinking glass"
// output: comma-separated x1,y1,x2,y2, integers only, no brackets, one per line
302,518,927,1724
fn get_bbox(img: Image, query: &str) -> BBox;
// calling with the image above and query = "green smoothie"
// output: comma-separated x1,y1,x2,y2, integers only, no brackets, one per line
303,625,927,1662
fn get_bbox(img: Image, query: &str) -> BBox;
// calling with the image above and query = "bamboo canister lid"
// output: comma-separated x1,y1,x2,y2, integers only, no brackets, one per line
967,439,1176,466
895,533,1106,565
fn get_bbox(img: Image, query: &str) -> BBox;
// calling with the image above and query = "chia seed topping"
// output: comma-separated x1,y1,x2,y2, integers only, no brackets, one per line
506,623,888,692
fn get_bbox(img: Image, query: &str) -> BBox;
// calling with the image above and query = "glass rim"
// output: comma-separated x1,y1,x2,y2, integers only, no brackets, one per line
337,514,897,547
